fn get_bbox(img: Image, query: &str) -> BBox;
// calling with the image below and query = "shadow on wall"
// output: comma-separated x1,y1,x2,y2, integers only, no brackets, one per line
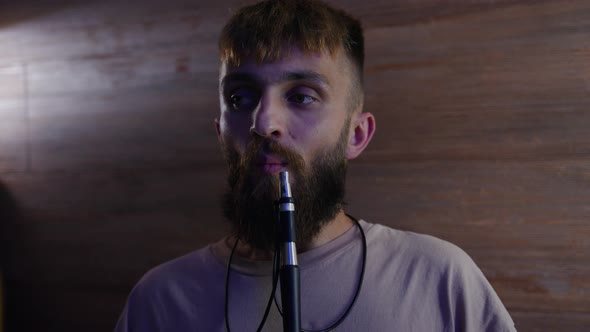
0,181,18,332
0,180,36,332
0,181,17,332
0,181,21,272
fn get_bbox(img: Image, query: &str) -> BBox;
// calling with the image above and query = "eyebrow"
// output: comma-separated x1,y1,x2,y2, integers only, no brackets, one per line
282,70,330,87
221,70,330,89
221,73,258,87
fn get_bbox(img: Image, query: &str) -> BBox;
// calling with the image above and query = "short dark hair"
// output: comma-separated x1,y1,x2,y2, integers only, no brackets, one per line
219,0,365,93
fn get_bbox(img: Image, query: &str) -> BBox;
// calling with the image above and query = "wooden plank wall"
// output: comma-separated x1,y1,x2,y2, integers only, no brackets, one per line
0,0,588,331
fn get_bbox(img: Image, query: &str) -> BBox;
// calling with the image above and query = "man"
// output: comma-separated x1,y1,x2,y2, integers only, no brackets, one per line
115,1,516,331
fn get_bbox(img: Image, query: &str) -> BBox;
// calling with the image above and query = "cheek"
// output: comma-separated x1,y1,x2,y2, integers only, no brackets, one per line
219,113,253,153
220,112,251,138
306,118,343,146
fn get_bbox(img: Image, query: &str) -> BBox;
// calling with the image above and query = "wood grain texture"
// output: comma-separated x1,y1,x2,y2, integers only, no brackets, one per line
362,0,590,162
0,65,27,172
347,161,590,320
0,0,589,331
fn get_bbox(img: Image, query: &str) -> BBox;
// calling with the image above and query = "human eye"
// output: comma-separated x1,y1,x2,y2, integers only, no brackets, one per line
227,87,259,112
288,93,316,105
287,88,320,107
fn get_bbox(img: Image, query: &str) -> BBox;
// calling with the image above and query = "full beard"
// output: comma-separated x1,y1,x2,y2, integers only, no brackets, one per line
221,129,348,252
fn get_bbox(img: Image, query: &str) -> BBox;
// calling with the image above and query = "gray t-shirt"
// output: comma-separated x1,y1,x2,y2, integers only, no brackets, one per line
115,220,516,331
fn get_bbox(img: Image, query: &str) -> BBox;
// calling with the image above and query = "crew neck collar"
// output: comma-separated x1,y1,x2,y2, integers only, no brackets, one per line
210,219,373,276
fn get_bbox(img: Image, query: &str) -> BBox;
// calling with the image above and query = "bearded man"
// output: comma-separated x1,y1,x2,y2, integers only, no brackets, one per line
115,1,516,331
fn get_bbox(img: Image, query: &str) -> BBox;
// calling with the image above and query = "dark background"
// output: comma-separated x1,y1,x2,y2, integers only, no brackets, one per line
0,0,589,331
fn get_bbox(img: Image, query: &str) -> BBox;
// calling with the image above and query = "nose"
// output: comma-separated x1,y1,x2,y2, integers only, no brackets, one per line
250,93,284,139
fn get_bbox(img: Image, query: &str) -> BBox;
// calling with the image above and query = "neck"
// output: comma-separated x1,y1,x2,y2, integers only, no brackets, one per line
229,210,354,261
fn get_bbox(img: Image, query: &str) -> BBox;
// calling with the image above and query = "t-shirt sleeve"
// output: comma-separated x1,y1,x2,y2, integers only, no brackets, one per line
113,302,131,332
442,245,517,332
113,271,162,332
113,247,227,332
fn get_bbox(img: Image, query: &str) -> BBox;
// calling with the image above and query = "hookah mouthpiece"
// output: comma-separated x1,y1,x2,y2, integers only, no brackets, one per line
280,171,292,198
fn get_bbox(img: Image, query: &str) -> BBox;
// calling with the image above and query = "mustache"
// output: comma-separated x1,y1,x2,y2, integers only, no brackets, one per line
241,136,306,173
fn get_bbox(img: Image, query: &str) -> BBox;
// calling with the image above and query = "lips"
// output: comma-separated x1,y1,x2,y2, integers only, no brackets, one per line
256,156,288,174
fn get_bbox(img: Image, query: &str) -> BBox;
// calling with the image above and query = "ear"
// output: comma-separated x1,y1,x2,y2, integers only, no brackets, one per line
345,112,376,160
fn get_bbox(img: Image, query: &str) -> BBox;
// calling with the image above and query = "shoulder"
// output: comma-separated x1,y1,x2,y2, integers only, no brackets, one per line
128,244,224,302
115,244,227,331
362,220,474,272
360,220,516,331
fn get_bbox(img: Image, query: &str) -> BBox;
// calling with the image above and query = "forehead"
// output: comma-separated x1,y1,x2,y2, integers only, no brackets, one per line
219,47,350,87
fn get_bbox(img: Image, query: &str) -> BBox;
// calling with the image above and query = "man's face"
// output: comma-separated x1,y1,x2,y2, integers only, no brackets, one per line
217,47,357,251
